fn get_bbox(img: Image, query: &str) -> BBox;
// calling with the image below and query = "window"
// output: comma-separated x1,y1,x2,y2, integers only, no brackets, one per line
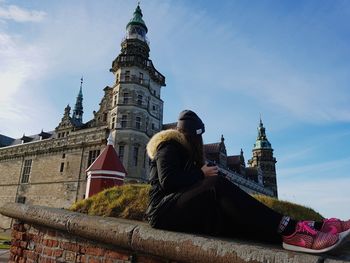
60,162,64,172
121,115,127,128
62,153,65,159
103,113,107,122
133,146,139,166
114,94,118,106
125,70,130,81
137,95,143,106
136,117,141,130
152,105,156,111
151,123,155,130
139,72,144,84
111,117,115,129
116,73,119,82
119,145,125,162
21,159,32,183
16,196,26,204
123,92,129,104
87,150,100,167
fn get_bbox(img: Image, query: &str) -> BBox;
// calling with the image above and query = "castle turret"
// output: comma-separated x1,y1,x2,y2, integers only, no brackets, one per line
106,4,166,181
248,118,278,197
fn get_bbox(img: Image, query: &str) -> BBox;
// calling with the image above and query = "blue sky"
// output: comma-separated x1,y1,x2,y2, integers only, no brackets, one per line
1,0,350,219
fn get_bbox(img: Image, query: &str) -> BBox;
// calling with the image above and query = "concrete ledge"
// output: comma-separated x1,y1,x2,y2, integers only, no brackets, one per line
1,203,349,263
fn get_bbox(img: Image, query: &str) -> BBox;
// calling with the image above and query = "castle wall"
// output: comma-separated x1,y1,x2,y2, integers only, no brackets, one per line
0,127,108,229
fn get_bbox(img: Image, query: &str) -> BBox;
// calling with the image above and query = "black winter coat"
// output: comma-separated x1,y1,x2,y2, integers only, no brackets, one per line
146,129,204,228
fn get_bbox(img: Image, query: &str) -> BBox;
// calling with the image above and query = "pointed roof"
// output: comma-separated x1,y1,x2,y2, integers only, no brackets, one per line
86,134,127,174
126,4,148,33
73,77,84,124
254,118,272,150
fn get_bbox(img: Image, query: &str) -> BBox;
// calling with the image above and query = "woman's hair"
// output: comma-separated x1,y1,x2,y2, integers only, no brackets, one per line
178,128,205,168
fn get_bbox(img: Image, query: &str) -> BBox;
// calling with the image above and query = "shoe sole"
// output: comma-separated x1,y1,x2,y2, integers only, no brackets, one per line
283,237,343,254
339,229,350,243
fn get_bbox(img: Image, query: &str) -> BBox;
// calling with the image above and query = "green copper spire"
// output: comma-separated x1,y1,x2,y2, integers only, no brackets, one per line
126,4,148,33
253,118,272,149
72,77,84,124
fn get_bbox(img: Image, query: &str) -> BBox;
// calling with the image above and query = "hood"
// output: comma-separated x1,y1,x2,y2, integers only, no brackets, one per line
147,129,189,159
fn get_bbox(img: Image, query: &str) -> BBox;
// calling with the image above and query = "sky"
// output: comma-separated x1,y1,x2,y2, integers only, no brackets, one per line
1,0,350,219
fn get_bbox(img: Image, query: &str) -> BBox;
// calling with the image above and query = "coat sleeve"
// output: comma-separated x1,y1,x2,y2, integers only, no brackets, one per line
155,141,204,193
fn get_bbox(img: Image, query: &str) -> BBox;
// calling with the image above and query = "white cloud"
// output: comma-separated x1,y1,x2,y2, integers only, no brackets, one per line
0,4,46,22
0,31,55,137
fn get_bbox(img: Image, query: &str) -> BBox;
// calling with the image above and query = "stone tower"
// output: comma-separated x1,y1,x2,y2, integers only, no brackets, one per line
248,119,277,197
107,5,166,181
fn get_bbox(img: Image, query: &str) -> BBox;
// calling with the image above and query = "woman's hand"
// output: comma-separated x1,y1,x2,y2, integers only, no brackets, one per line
201,164,219,177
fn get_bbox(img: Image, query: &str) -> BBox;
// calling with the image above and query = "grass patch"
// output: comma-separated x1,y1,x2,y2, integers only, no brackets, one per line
70,184,150,221
253,194,323,221
70,184,323,222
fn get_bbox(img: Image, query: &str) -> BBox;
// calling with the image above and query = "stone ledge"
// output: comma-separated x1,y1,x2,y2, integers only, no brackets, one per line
1,203,349,263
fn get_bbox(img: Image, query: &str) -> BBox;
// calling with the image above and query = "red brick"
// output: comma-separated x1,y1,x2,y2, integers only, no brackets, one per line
137,255,167,263
88,257,102,263
51,239,59,247
53,249,63,258
35,244,43,253
77,254,87,263
43,247,53,256
84,247,105,257
24,250,38,261
60,241,80,252
15,232,26,240
105,251,130,260
20,241,28,248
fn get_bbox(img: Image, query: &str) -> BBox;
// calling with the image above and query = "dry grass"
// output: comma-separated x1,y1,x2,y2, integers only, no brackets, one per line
70,184,150,221
253,194,323,221
70,184,323,222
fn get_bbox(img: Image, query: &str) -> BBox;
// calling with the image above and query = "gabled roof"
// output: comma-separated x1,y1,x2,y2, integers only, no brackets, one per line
227,155,240,166
86,144,127,174
204,143,221,154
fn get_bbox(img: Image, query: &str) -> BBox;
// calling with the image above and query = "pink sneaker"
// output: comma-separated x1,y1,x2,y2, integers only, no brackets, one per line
321,218,350,235
283,221,340,253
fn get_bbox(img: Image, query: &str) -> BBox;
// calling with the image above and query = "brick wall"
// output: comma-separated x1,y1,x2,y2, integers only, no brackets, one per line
10,221,169,263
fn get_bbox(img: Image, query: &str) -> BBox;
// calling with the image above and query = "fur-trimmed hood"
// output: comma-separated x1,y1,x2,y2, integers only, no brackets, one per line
147,129,189,160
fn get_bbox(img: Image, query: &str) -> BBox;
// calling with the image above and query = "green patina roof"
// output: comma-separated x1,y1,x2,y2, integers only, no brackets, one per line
126,4,148,33
253,119,272,150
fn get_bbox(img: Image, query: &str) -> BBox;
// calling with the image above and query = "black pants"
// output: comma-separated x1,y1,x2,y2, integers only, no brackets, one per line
158,176,283,243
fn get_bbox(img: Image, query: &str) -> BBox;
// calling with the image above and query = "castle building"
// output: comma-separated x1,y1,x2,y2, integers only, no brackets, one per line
0,5,277,229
